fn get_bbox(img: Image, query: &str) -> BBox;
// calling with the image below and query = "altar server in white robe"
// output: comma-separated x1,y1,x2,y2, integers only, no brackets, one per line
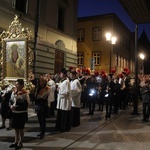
46,74,56,116
56,68,71,132
70,71,82,127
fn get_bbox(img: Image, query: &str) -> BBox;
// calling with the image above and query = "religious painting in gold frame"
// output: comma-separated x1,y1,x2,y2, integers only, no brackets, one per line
2,37,28,81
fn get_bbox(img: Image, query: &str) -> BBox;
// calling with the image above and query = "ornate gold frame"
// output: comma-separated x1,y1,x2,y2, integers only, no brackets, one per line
3,37,28,80
0,15,33,81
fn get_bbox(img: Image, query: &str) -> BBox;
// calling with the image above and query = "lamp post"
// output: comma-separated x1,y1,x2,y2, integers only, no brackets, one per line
139,53,145,74
105,32,117,73
133,24,138,115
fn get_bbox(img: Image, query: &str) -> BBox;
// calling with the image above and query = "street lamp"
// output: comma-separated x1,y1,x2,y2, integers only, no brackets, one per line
105,32,117,73
139,53,145,74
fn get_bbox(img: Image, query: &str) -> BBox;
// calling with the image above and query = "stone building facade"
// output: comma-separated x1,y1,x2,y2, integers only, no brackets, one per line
0,0,78,78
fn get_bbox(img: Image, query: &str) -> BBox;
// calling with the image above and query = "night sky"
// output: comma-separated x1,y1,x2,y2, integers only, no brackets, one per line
78,0,150,40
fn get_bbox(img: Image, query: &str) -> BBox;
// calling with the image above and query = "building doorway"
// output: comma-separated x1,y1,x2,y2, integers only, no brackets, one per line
54,50,64,74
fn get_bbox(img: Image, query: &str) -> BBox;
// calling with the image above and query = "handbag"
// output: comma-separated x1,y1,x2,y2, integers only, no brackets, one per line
34,104,42,112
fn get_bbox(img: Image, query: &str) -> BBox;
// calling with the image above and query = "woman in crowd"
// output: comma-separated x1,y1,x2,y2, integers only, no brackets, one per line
85,74,97,115
97,82,104,111
9,79,30,149
140,80,150,122
34,75,52,139
0,83,15,130
103,74,114,119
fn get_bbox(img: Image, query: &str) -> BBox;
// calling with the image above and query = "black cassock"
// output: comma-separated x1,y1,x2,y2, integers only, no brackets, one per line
56,109,71,132
71,106,80,127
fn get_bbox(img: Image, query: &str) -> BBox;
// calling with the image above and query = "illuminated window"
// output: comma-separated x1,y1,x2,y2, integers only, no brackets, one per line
77,53,84,66
93,27,102,41
77,29,85,42
92,51,101,65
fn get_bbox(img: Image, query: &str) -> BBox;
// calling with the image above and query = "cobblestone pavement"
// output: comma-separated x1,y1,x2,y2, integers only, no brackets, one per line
0,103,150,150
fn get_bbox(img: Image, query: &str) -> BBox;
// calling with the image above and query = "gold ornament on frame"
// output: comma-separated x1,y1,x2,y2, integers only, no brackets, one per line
0,15,34,82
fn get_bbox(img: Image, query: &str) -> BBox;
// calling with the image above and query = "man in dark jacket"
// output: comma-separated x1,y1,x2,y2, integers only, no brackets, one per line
85,75,97,115
140,80,150,122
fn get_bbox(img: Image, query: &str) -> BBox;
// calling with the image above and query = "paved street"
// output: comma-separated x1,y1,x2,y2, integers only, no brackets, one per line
0,103,150,150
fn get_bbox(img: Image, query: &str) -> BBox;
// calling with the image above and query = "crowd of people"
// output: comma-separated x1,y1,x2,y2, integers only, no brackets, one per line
1,67,150,149
139,74,150,122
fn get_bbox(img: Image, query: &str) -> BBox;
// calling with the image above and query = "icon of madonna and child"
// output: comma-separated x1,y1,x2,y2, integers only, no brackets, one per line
6,43,26,78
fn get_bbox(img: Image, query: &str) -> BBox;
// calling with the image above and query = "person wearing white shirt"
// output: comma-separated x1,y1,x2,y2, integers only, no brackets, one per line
46,74,56,116
56,68,71,132
70,71,82,127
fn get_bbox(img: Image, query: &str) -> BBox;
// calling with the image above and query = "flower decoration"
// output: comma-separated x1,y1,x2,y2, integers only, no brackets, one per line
25,70,35,93
69,66,73,70
102,73,107,78
69,66,75,71
122,71,126,75
94,71,99,76
0,80,10,90
123,67,128,72
85,68,91,75
123,67,130,75
110,68,116,74
81,67,86,74
126,69,130,75
28,70,35,81
81,68,85,73
118,73,124,78
81,67,91,75
25,81,35,93
76,68,82,73
101,70,105,75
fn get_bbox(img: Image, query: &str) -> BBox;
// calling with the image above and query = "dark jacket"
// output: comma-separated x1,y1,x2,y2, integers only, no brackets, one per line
140,85,150,103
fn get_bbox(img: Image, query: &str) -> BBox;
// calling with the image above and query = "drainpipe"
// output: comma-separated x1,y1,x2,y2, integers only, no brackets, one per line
133,24,139,115
33,0,40,75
